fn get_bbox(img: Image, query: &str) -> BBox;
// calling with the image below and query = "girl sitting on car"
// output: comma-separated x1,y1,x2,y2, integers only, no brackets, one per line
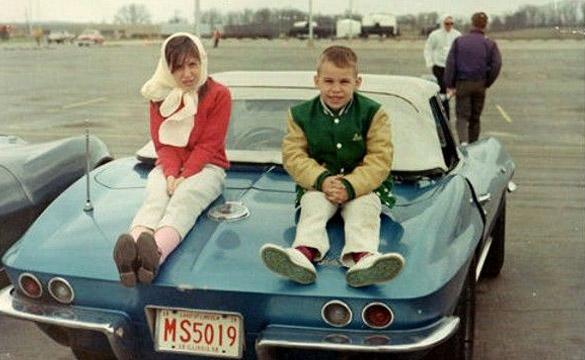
113,32,231,287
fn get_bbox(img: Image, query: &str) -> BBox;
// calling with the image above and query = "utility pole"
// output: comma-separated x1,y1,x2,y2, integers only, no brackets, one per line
308,0,314,47
194,0,201,37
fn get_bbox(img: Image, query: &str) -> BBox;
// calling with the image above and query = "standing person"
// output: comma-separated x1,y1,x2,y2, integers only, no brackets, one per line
423,14,461,119
33,28,43,46
260,45,404,288
212,28,221,48
113,32,231,287
444,12,502,144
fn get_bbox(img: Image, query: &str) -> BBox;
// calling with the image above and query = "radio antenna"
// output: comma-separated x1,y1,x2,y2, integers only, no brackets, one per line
83,119,93,212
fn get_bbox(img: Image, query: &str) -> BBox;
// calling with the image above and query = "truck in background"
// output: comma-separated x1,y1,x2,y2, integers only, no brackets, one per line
360,13,399,37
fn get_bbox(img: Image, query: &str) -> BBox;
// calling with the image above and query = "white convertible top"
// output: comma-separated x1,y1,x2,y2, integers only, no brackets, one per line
138,71,447,174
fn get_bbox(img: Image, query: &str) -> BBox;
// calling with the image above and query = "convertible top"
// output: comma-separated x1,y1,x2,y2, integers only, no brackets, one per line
212,71,439,107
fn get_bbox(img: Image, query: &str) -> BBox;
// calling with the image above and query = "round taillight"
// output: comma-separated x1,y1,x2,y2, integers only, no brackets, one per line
321,300,352,328
362,302,394,329
48,278,75,304
18,273,43,298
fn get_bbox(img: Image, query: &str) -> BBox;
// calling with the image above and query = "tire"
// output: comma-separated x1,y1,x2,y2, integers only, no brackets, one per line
431,259,476,360
481,194,506,278
71,347,117,360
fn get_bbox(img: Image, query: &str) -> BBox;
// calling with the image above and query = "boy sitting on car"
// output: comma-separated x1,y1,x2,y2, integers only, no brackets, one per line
260,45,404,287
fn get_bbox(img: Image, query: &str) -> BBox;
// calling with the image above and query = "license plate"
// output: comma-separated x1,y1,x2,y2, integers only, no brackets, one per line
154,308,244,358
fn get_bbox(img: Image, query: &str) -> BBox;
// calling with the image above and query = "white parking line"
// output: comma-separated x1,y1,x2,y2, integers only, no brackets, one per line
495,104,513,123
62,97,107,109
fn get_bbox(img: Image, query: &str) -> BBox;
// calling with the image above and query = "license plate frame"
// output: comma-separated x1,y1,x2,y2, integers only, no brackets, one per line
150,306,244,359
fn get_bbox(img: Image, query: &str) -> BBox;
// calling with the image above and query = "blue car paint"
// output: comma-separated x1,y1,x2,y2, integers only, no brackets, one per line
3,153,483,335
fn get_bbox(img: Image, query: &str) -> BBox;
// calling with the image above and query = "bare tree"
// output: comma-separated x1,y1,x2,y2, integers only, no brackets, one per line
201,8,223,28
114,3,152,25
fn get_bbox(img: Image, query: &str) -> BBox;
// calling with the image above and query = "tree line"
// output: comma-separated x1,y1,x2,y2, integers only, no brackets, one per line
115,0,584,31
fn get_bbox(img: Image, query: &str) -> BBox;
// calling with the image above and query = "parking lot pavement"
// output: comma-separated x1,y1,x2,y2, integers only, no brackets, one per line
0,38,583,360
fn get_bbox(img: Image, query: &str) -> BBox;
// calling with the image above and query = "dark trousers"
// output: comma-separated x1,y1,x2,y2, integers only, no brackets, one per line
455,80,486,143
432,65,450,119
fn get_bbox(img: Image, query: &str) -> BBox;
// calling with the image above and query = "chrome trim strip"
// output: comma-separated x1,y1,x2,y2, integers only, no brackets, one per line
255,316,460,359
0,286,135,360
476,237,493,282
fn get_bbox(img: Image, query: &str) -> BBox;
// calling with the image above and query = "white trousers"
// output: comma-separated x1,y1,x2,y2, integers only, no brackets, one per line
131,165,225,238
292,191,382,267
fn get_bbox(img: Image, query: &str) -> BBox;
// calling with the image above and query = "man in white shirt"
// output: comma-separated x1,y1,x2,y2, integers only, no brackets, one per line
424,14,461,119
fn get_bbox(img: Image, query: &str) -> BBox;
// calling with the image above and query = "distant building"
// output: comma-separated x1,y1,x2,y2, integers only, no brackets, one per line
336,19,361,38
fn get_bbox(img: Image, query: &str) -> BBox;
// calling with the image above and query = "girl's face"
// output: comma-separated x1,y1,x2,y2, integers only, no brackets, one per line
171,55,200,91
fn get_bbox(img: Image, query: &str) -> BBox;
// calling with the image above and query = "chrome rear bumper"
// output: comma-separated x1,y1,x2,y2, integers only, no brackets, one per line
0,286,135,360
255,316,459,359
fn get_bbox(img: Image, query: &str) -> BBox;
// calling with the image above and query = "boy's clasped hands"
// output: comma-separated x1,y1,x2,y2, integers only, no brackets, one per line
322,175,348,205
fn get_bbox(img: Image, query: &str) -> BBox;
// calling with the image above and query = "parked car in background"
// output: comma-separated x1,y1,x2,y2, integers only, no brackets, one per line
0,24,13,41
77,29,105,46
0,135,111,286
0,72,515,360
47,30,75,44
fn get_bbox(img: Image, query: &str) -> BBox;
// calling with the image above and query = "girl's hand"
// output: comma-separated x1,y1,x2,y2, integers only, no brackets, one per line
166,176,176,196
173,177,185,192
166,176,186,196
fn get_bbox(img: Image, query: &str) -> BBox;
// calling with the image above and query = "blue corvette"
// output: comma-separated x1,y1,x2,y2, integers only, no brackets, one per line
0,72,515,360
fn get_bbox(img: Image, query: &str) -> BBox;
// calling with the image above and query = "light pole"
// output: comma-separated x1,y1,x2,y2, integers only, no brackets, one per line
308,0,314,47
194,0,201,37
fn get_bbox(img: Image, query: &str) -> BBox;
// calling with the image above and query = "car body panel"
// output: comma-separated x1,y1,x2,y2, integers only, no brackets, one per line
0,135,112,284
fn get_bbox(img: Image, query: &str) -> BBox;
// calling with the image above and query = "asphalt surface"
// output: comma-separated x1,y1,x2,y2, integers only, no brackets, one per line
0,38,583,360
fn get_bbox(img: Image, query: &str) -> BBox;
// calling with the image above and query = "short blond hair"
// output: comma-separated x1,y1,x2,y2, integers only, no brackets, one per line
317,45,358,74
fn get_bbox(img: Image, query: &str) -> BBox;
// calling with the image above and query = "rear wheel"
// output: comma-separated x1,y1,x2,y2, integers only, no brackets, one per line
431,259,476,360
482,194,506,278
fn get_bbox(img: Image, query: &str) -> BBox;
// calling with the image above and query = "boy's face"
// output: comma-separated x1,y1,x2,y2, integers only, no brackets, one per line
314,60,361,110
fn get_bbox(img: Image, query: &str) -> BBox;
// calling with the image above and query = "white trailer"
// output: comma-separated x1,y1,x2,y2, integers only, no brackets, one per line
336,19,361,38
361,13,398,37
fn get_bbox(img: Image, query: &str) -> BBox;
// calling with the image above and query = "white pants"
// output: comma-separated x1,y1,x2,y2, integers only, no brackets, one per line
292,191,382,267
131,165,225,238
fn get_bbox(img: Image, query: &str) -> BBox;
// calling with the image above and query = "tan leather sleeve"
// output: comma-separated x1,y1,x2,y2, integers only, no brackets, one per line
282,110,328,190
343,108,393,197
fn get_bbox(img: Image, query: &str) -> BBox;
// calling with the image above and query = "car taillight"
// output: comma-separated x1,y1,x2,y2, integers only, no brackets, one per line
48,277,75,304
362,302,394,329
321,300,352,327
18,273,42,298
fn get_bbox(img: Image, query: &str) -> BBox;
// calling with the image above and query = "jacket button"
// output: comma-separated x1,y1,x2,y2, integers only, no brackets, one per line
336,143,342,149
334,118,340,124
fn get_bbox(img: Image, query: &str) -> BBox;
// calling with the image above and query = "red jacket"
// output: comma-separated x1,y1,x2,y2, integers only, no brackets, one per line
150,78,231,178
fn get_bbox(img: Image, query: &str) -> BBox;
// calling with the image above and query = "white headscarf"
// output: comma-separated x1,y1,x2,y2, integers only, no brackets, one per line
140,32,208,147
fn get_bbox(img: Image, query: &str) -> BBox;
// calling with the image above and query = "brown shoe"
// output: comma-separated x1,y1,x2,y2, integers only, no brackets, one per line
136,232,160,284
113,234,138,287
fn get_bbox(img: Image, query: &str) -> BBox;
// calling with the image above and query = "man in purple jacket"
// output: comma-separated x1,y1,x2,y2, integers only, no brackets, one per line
444,12,502,144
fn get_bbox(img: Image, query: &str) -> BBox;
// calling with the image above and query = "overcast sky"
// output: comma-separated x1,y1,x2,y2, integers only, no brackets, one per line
0,0,560,24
